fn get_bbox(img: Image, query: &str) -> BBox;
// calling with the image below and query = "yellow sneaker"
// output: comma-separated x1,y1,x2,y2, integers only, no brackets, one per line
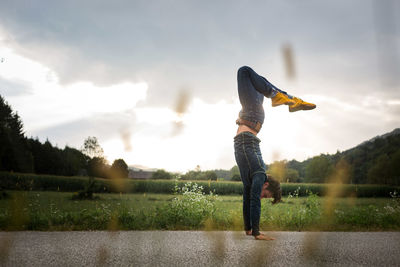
289,97,316,112
271,92,296,107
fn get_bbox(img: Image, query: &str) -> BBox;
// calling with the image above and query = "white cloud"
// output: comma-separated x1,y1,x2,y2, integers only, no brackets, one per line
387,100,400,105
0,45,148,131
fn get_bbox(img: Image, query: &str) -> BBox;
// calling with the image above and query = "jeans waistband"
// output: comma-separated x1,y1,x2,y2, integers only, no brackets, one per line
234,131,261,143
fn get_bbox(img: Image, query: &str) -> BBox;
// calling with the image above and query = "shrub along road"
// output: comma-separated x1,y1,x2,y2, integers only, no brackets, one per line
1,231,400,266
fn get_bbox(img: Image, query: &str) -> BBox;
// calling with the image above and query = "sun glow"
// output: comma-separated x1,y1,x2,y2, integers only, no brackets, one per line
102,98,240,172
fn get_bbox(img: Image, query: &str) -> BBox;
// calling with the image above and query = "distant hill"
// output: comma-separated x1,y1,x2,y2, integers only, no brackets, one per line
128,164,157,172
286,128,400,185
356,128,400,148
340,128,400,184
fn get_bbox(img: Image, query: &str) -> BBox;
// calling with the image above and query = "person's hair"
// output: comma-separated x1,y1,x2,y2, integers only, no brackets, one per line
266,174,281,204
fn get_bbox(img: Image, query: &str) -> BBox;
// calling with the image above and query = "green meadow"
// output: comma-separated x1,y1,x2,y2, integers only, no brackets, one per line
1,189,400,231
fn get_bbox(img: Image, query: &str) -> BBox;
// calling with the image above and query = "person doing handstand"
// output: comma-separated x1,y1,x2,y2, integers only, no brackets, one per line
233,66,316,240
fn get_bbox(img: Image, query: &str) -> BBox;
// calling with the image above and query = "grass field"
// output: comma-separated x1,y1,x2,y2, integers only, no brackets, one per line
1,189,400,231
2,171,399,197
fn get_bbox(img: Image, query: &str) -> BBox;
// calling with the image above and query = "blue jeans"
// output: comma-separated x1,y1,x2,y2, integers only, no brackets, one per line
234,132,267,236
237,65,291,125
235,66,287,236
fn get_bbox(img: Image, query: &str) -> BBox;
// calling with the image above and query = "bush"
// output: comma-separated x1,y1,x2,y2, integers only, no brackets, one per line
71,177,100,200
264,188,321,230
231,174,241,181
161,182,217,228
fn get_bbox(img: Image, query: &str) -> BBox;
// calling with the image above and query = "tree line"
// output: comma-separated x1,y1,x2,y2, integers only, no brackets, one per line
153,133,400,185
266,130,400,185
1,93,399,185
151,165,239,181
0,95,128,179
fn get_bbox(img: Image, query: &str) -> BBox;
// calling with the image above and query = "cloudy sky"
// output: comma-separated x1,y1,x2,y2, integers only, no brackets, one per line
0,0,399,172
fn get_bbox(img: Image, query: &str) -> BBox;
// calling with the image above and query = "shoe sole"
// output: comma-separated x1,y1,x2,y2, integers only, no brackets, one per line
289,104,316,112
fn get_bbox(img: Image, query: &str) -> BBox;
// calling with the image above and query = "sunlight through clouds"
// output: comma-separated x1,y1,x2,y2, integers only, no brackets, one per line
387,100,400,106
103,98,240,172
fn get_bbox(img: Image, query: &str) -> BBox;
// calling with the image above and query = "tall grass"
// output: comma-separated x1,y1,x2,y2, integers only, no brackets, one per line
1,171,399,197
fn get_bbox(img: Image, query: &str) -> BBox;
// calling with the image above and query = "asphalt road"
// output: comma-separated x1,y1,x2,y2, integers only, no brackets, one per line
1,231,400,266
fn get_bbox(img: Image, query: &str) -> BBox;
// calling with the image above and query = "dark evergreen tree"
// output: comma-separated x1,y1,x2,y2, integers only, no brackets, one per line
388,150,400,185
1,94,93,176
62,146,89,176
0,95,33,172
367,154,390,184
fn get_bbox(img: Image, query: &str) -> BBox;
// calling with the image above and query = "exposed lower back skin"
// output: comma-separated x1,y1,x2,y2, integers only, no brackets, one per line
236,124,258,136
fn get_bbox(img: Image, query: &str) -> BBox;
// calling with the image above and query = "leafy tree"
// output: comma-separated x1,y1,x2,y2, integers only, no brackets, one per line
181,169,218,180
81,136,108,178
231,173,241,181
81,136,104,159
305,154,334,183
285,168,300,183
203,170,217,181
87,157,109,178
181,170,201,180
287,159,307,179
110,159,129,178
367,154,390,184
213,169,231,180
229,165,240,180
152,169,173,179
